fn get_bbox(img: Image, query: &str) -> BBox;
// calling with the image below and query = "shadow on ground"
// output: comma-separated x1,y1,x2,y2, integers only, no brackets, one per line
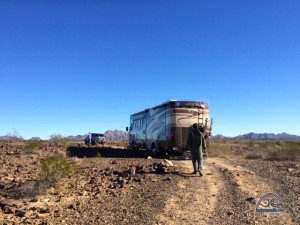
67,146,150,158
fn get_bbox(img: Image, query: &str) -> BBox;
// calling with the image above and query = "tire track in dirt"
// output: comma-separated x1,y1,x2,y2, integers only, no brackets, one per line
157,158,295,225
157,159,224,225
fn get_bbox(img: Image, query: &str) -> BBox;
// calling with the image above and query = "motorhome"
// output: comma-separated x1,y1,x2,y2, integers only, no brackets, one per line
126,100,213,155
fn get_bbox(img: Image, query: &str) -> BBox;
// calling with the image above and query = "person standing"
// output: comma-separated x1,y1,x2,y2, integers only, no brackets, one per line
186,123,207,176
88,132,92,145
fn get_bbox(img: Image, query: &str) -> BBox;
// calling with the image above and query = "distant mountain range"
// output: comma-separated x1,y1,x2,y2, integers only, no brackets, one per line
66,130,129,141
1,131,299,140
0,130,129,141
213,132,300,140
0,135,15,140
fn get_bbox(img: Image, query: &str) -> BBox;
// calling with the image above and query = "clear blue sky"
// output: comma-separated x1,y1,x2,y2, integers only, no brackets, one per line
1,0,299,139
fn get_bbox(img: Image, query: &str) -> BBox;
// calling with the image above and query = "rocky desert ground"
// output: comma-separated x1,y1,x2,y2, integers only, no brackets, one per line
0,139,299,225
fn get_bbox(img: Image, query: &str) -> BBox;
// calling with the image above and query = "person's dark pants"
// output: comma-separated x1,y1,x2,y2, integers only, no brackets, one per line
191,151,203,172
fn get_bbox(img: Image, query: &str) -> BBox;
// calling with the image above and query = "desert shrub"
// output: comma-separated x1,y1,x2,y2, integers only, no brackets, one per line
49,134,68,147
232,139,242,145
258,140,276,150
247,140,255,148
283,140,300,149
266,149,283,161
266,141,300,161
245,152,263,160
275,140,283,146
38,152,76,189
25,140,43,154
281,141,300,160
209,139,231,157
6,128,24,140
96,152,102,158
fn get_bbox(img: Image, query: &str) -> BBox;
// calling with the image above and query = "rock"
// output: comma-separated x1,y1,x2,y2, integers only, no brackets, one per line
288,168,294,172
133,178,142,183
3,206,14,214
43,198,51,203
29,212,39,219
112,170,119,175
155,166,166,174
67,203,76,209
29,197,38,202
6,176,15,182
135,165,145,173
227,210,234,216
0,199,17,208
37,206,50,214
246,196,256,204
164,159,174,167
109,184,116,189
130,167,136,176
49,187,58,195
246,170,255,175
147,156,152,159
14,209,26,217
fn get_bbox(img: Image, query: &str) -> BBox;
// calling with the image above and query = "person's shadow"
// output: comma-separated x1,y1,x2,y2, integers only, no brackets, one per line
171,171,202,178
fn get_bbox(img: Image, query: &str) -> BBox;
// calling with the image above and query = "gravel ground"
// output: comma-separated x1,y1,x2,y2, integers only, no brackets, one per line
232,159,300,223
0,141,299,225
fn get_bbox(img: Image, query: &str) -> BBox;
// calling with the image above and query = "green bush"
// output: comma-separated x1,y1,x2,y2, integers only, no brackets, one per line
266,141,300,161
38,152,76,189
49,134,68,147
209,139,231,157
247,140,255,148
258,140,276,150
26,140,42,154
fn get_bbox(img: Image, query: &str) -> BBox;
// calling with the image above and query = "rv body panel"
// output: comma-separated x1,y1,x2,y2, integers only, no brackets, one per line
128,100,212,154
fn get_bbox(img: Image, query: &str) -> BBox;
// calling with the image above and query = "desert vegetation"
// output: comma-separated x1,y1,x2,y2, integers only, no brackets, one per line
49,134,68,147
209,138,300,161
38,152,77,190
0,138,299,224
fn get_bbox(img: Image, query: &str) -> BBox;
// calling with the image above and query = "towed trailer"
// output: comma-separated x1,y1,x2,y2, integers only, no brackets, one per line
126,100,213,158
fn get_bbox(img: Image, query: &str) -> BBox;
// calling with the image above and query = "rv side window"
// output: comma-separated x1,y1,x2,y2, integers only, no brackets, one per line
132,118,145,127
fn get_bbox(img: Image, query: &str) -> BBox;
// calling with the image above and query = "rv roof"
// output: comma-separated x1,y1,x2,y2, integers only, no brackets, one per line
162,99,177,104
131,100,208,116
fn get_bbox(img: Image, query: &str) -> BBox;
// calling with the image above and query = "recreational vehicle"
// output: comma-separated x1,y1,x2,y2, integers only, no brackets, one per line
126,100,213,155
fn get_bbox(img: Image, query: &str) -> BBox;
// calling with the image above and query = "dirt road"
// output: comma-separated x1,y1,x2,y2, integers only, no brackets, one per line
158,158,296,225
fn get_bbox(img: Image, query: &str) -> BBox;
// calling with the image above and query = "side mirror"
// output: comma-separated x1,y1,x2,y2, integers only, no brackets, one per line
126,127,128,132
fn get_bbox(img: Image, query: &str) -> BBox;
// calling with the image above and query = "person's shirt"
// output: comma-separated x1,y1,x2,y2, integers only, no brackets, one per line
187,129,206,150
